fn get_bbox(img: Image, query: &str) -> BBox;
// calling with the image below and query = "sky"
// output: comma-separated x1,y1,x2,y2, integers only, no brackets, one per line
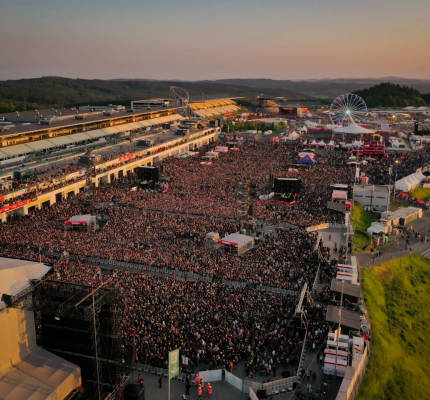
0,0,429,81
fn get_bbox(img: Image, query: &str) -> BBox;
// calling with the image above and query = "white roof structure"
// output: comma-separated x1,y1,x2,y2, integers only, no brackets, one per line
395,171,425,192
333,123,374,135
367,222,389,234
65,214,96,225
0,346,81,400
220,233,254,248
0,114,184,160
0,258,51,309
332,190,348,200
287,131,300,140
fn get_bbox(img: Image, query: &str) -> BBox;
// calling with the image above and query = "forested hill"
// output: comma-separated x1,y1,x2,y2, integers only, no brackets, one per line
355,83,428,108
0,77,308,113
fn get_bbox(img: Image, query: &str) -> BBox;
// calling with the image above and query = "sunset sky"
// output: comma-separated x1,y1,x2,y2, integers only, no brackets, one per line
1,0,429,80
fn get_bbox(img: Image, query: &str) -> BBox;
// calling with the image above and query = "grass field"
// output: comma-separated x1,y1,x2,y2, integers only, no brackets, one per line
359,254,430,400
412,187,430,201
351,203,378,252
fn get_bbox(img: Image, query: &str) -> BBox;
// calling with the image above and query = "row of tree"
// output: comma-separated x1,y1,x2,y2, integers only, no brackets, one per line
355,83,429,108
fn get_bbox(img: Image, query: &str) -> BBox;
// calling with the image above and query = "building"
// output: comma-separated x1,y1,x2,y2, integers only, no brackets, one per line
353,184,390,212
218,232,255,255
0,257,82,399
131,99,171,109
256,97,279,115
0,126,221,222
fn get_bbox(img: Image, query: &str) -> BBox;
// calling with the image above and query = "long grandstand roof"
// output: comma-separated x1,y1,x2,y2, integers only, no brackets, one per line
0,106,175,137
0,114,184,159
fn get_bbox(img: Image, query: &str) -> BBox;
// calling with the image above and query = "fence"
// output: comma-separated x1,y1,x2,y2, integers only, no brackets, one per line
296,327,308,382
262,375,297,395
249,387,259,400
135,363,297,397
80,255,298,296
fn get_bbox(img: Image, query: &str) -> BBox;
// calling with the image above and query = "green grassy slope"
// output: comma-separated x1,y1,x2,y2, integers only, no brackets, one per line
359,254,430,400
412,187,430,201
351,203,378,252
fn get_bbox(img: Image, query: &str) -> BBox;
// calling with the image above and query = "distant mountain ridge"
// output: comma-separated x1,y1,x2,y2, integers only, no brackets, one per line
210,78,430,98
0,77,309,113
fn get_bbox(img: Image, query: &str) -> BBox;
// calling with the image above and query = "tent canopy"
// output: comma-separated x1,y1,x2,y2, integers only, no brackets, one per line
395,171,425,192
333,123,375,135
298,154,316,165
65,214,96,225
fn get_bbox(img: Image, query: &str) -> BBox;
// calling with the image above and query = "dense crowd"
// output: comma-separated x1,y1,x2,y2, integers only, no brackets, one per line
362,144,430,185
0,138,345,375
96,141,353,226
52,260,329,375
0,201,333,288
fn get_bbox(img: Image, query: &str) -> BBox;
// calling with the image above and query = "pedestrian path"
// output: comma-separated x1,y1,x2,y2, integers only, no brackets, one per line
421,247,430,259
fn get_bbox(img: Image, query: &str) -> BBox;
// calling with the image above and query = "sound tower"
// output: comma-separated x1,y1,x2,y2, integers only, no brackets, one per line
137,166,159,182
33,280,134,399
274,178,302,196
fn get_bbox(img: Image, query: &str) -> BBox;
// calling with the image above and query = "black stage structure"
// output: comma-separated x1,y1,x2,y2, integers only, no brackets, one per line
33,279,135,399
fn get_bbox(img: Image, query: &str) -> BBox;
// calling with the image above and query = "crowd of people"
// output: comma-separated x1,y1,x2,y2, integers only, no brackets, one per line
0,201,333,288
0,138,348,377
362,144,430,185
93,141,353,226
50,260,330,377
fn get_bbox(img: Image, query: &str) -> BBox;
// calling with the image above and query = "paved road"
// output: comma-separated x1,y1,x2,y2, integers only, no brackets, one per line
357,212,430,268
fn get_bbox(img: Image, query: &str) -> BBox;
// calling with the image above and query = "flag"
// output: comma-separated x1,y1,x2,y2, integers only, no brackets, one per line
168,349,180,379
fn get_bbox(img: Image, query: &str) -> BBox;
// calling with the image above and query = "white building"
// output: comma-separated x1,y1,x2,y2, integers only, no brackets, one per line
353,184,390,212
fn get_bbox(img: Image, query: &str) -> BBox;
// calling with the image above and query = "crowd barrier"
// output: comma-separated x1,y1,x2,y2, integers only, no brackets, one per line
249,387,259,400
296,327,308,382
198,369,223,382
0,242,300,297
81,255,298,295
132,362,296,397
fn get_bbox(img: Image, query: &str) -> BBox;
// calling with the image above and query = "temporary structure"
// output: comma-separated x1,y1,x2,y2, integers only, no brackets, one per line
333,123,374,135
395,171,425,192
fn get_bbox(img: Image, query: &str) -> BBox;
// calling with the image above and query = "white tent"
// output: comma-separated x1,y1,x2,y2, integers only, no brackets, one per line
367,222,389,234
395,171,425,192
287,131,300,140
333,123,374,135
305,120,317,128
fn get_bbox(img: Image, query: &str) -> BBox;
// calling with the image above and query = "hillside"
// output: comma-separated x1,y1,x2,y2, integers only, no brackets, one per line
213,78,430,98
359,255,430,400
0,77,308,113
355,83,427,108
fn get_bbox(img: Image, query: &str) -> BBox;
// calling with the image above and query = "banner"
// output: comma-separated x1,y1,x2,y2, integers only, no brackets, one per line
168,349,180,379
0,198,33,214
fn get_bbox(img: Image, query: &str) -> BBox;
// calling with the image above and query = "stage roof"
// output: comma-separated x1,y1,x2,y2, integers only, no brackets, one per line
0,258,51,308
330,279,362,298
0,346,81,400
326,305,362,330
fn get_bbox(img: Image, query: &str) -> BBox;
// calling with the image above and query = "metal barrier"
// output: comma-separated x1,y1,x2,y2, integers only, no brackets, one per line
262,375,297,395
296,327,309,382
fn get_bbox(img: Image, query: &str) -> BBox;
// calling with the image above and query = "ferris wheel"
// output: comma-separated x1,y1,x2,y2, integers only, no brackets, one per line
329,93,368,127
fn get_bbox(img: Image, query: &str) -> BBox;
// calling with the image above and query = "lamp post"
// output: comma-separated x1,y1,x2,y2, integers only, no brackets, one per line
392,159,400,202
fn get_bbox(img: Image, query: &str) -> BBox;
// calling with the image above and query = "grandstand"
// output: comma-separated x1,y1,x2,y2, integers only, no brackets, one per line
0,114,184,161
190,99,240,118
